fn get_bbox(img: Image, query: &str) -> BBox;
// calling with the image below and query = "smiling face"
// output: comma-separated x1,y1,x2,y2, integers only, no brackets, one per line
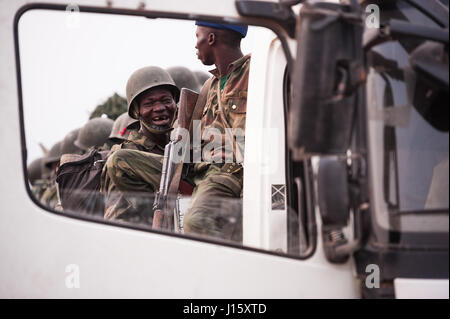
195,26,215,66
138,87,176,128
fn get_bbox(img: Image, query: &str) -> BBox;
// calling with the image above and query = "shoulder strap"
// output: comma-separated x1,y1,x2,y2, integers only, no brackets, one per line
189,77,213,138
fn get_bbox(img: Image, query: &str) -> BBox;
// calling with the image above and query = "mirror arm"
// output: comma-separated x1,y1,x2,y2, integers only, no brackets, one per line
334,207,364,257
363,19,449,51
235,0,297,38
336,153,370,258
320,153,369,263
297,160,317,259
279,0,304,7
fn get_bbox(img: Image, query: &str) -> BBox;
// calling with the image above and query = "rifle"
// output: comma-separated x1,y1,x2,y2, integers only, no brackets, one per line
153,88,199,231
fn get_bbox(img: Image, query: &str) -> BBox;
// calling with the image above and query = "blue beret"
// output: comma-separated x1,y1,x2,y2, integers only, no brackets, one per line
195,21,248,38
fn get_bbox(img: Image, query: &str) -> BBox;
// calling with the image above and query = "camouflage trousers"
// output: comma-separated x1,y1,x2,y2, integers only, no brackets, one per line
184,163,243,243
101,148,243,241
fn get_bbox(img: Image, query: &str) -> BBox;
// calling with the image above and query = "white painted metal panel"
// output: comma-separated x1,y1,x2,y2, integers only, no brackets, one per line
0,0,359,298
394,278,449,299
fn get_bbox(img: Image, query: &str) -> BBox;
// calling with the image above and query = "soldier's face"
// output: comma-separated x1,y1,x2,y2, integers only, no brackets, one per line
138,87,176,127
195,26,214,66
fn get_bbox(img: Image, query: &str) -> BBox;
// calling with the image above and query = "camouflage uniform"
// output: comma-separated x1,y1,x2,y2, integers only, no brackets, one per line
100,130,166,223
39,141,63,210
40,171,59,209
183,54,251,242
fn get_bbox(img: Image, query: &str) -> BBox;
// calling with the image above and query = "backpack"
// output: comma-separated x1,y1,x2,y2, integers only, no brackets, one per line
56,149,110,216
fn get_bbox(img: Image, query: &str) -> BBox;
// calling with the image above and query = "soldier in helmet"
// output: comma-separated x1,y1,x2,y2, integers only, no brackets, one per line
101,66,180,223
29,129,81,205
108,112,139,145
27,157,48,201
40,141,63,209
28,157,43,186
167,66,200,92
74,117,114,152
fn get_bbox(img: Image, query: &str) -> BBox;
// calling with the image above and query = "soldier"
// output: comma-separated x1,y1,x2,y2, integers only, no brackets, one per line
100,66,180,223
27,157,42,185
27,157,47,201
181,22,250,242
36,128,83,207
108,112,139,145
40,141,63,209
167,66,200,92
74,117,114,152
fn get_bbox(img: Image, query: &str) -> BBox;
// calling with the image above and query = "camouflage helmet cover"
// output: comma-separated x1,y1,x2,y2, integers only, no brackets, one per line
109,112,139,140
74,117,114,151
126,66,180,120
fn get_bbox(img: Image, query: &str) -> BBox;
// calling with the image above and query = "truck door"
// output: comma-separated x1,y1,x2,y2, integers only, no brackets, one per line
2,0,359,298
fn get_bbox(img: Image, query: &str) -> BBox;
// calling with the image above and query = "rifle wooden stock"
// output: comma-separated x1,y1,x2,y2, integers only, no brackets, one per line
152,209,164,229
176,88,199,139
152,88,199,230
189,78,212,139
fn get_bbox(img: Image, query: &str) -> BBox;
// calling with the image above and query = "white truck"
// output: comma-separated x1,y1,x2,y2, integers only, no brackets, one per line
0,0,448,298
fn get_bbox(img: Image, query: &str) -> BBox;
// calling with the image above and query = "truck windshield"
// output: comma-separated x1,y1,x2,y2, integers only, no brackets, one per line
366,1,449,233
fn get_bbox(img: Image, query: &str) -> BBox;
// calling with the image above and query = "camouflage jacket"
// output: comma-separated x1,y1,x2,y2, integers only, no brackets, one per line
110,129,166,155
199,54,250,166
100,128,167,196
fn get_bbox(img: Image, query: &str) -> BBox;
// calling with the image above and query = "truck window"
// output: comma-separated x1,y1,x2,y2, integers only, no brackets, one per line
18,7,306,259
366,0,449,234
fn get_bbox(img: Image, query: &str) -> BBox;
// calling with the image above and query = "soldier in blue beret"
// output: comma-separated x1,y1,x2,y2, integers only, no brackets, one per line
182,21,251,242
194,21,248,71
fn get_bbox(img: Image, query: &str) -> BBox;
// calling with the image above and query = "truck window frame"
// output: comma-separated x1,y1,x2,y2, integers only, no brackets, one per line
14,3,312,261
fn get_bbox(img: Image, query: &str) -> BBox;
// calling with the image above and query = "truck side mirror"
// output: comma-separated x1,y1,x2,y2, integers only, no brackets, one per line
318,157,351,263
318,157,349,228
289,2,365,158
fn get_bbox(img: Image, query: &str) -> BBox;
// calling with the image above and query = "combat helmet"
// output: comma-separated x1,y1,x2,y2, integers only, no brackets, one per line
61,128,83,155
74,117,114,151
167,66,199,92
193,70,210,89
43,141,63,169
109,112,139,142
27,157,43,185
126,66,180,120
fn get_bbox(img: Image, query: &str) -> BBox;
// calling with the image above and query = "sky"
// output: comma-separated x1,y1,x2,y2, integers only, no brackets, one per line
18,9,266,164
